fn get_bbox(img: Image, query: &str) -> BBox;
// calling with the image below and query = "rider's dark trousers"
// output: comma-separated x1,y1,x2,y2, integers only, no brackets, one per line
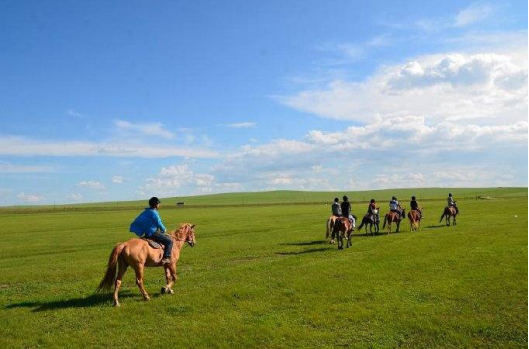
151,230,173,259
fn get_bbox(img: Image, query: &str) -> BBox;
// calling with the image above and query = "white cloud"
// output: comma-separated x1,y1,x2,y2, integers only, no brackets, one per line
225,122,256,128
278,51,527,124
78,181,106,190
115,120,174,139
68,193,83,201
67,109,83,118
17,192,44,203
454,3,496,27
0,136,218,158
0,162,54,173
112,176,124,184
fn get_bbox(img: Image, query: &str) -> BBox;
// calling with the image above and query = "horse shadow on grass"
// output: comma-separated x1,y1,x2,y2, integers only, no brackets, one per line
280,240,327,246
4,290,156,312
276,247,329,256
424,225,447,229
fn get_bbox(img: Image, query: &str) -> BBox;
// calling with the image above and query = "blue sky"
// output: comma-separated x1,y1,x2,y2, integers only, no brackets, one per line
0,0,527,205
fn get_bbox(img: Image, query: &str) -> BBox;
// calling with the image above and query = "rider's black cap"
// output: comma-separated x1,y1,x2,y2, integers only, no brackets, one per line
412,196,416,200
370,199,375,203
449,193,453,196
343,195,349,201
334,197,339,202
149,197,161,207
391,196,397,200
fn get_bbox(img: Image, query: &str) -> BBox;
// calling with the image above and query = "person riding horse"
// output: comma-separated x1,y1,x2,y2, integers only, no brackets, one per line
410,196,423,218
340,195,355,228
331,197,342,217
389,196,404,219
447,193,459,214
367,199,380,223
129,197,173,264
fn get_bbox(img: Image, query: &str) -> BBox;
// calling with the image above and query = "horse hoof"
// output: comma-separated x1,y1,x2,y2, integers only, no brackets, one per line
168,289,174,295
144,297,151,302
113,302,120,307
161,287,166,294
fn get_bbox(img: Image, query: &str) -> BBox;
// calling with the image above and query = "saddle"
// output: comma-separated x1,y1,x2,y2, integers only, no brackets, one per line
141,237,165,250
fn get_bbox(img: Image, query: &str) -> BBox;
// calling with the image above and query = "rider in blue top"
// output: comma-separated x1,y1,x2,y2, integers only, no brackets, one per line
130,197,173,264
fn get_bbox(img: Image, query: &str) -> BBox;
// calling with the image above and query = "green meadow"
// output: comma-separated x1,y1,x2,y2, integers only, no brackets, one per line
0,188,527,348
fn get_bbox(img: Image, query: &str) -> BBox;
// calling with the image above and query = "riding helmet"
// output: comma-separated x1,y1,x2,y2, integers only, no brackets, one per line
343,195,349,201
149,197,161,207
391,196,396,200
334,197,339,202
449,193,452,197
370,199,375,203
412,196,416,200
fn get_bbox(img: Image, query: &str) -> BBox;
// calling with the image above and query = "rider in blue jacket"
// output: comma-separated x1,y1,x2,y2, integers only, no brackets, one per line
130,197,173,264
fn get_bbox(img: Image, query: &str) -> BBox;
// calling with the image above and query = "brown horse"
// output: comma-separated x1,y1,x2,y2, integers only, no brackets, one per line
408,209,422,231
97,223,196,307
332,217,354,249
439,206,457,226
383,209,405,233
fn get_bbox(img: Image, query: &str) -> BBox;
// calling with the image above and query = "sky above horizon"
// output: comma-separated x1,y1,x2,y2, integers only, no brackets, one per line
0,0,527,205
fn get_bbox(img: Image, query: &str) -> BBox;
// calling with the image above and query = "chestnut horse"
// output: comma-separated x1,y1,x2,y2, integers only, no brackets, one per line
383,209,405,233
97,223,196,307
332,217,354,249
439,206,457,226
408,209,422,231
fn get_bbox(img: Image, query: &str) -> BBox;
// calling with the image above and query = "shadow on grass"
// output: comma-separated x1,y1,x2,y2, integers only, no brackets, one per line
280,240,327,246
424,225,447,229
4,290,155,312
276,247,329,256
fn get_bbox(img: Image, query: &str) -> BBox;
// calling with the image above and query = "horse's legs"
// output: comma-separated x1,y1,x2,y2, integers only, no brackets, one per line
163,264,177,294
453,214,457,225
396,221,400,233
113,258,128,307
133,264,150,301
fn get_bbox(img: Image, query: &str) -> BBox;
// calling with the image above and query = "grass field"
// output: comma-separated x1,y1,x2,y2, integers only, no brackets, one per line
0,188,527,348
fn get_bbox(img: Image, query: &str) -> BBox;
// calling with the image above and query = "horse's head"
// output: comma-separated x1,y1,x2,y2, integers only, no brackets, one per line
174,223,197,247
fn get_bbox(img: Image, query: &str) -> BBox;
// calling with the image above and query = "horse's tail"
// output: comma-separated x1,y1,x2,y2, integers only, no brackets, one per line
439,208,446,223
97,243,125,292
383,214,388,229
358,219,365,231
326,218,333,239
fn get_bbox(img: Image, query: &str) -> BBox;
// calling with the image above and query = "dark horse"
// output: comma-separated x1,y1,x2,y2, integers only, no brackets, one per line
332,217,354,250
383,209,405,233
439,206,457,226
357,213,379,235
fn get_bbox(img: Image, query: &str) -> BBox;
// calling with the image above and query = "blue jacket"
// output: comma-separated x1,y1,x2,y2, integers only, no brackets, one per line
130,208,167,237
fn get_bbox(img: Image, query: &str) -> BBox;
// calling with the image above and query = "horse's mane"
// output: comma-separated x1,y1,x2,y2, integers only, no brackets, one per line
171,223,192,239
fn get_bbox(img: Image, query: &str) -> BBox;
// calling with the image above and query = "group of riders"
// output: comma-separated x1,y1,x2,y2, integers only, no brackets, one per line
128,193,461,262
330,193,459,227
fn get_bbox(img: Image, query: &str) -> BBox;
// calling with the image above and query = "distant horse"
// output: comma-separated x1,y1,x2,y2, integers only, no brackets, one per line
326,216,338,243
439,206,457,226
383,209,405,233
408,209,422,231
357,213,379,235
97,223,196,307
332,217,354,249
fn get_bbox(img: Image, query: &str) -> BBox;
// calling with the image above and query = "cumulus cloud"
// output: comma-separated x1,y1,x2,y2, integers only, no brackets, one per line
278,52,527,124
112,176,124,184
115,120,174,139
17,192,44,203
78,181,106,190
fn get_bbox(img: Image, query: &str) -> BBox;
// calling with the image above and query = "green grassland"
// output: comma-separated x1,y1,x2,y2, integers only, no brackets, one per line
0,188,527,348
